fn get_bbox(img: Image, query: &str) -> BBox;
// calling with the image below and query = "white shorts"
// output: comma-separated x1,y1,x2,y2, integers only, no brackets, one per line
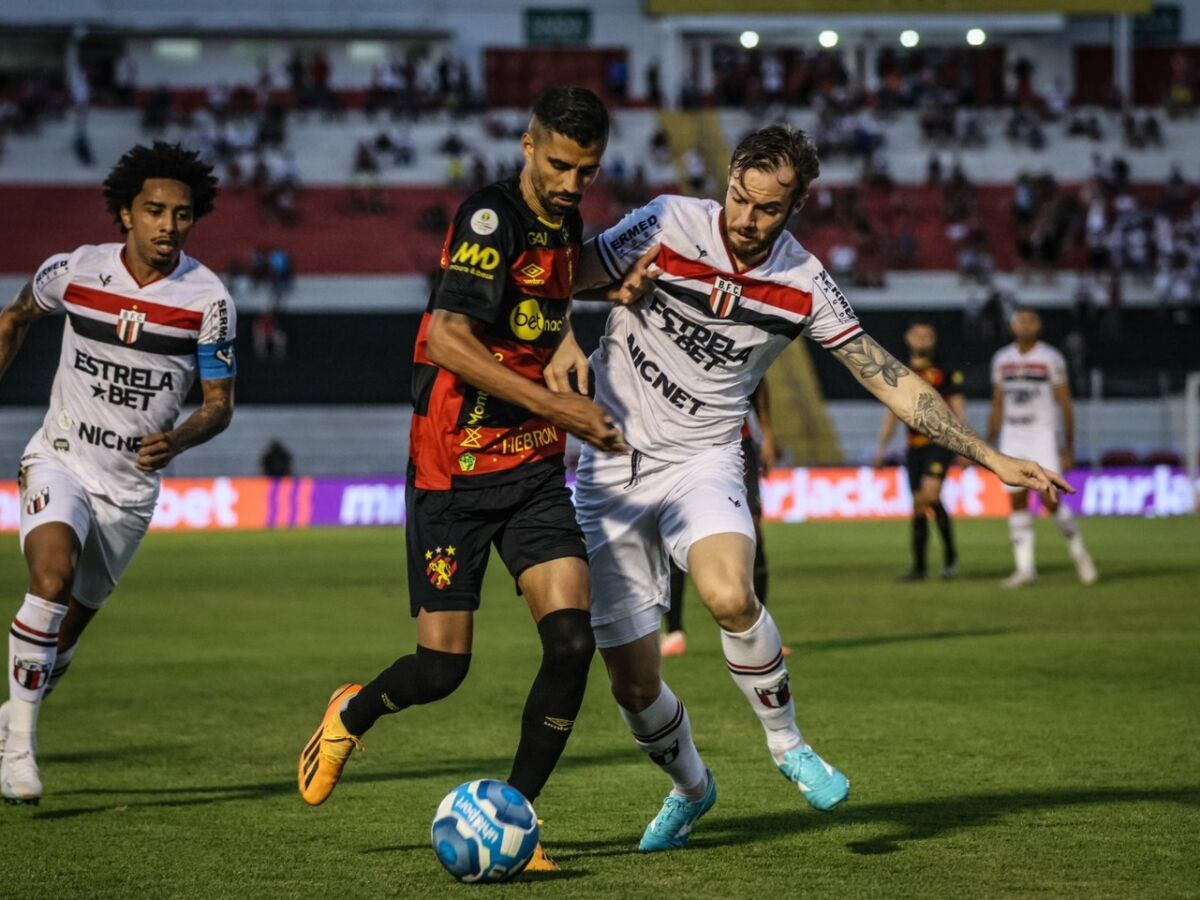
575,441,755,649
18,453,154,608
999,429,1060,494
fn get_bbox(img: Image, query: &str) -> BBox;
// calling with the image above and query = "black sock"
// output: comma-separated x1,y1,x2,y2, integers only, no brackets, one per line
507,608,595,803
665,562,686,633
911,514,929,573
931,501,957,565
340,645,470,736
753,537,769,605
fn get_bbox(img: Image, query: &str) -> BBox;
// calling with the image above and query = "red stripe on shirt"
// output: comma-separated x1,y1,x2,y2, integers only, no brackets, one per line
656,245,813,317
64,284,203,331
821,324,862,347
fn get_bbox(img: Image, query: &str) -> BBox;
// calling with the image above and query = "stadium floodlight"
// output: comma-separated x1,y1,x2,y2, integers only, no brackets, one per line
740,30,760,49
900,30,919,48
819,30,839,49
967,28,987,46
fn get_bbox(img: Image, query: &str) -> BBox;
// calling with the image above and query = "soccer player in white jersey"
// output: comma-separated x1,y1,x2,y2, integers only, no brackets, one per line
987,308,1097,588
548,125,1070,851
0,142,236,803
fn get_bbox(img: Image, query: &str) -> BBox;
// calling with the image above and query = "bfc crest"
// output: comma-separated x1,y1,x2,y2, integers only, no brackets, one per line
709,277,742,318
13,658,49,691
425,546,458,590
116,307,147,344
25,486,50,515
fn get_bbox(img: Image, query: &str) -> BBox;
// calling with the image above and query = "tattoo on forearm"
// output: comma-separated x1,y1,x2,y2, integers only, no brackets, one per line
174,399,232,451
911,392,988,463
835,336,911,387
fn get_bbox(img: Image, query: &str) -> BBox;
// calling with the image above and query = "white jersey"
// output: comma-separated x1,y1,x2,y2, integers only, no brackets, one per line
592,194,861,461
25,243,237,506
990,341,1067,438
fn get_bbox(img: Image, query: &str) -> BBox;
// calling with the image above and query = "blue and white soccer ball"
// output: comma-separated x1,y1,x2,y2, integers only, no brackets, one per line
431,779,540,883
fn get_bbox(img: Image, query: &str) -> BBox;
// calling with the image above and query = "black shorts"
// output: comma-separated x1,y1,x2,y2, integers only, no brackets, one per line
906,444,956,492
406,462,586,616
741,437,763,518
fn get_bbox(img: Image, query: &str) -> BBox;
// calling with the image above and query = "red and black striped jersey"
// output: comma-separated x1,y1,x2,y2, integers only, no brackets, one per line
907,359,965,447
409,177,581,490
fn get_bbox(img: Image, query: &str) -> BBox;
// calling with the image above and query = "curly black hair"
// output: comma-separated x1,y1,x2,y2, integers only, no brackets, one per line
102,142,218,230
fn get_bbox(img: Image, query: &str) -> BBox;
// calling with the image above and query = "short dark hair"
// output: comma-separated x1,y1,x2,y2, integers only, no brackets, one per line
729,125,820,201
530,87,609,147
103,141,218,230
908,318,936,331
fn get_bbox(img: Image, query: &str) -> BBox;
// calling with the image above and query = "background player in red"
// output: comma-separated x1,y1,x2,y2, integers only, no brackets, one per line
297,88,638,871
873,321,965,581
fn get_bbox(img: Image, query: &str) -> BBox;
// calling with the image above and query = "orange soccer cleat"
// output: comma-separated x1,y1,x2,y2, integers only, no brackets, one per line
298,683,364,806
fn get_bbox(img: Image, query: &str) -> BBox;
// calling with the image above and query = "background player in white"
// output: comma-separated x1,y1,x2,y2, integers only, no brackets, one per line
551,125,1071,851
0,142,236,803
987,307,1097,588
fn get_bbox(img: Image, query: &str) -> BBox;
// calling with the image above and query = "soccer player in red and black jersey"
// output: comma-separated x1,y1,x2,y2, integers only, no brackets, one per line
873,321,966,580
298,87,635,870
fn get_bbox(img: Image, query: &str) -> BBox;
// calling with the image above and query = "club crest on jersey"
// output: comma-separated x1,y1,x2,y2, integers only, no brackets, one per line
709,277,742,318
116,307,147,344
425,546,458,590
25,487,50,515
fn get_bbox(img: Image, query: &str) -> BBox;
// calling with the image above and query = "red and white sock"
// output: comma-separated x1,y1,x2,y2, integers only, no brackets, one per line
7,594,65,747
619,682,708,800
721,606,804,762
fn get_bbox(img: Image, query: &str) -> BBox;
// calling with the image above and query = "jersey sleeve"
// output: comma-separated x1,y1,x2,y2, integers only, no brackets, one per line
196,293,238,381
594,196,670,281
1049,349,1068,387
803,267,863,351
433,195,517,324
31,253,72,312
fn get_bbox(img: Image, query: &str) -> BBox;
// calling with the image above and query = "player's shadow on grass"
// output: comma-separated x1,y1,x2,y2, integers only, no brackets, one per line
30,748,635,821
796,628,1010,654
546,786,1200,860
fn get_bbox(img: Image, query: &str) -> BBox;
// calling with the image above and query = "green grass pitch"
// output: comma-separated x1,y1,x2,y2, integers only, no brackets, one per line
1,517,1198,898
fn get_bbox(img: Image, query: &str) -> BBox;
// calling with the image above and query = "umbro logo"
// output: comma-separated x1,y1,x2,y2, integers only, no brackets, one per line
728,496,742,508
99,274,112,287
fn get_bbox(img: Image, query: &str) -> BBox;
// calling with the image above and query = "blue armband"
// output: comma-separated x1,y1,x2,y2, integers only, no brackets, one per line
197,340,237,380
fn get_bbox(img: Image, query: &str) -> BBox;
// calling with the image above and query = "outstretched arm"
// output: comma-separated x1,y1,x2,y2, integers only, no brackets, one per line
832,334,1070,497
0,283,49,382
137,377,235,472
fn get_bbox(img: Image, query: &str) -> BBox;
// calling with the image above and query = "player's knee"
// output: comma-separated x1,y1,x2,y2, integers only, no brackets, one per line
536,608,595,673
414,646,471,702
610,674,660,713
28,563,75,606
703,583,758,631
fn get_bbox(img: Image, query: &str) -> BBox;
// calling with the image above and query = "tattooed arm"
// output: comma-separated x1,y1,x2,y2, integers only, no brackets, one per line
136,377,235,473
0,283,49,382
832,334,1071,496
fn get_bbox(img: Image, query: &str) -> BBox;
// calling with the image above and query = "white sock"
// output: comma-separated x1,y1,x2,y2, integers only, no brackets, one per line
619,682,708,800
1053,505,1087,557
720,607,804,762
7,593,66,741
1009,511,1036,574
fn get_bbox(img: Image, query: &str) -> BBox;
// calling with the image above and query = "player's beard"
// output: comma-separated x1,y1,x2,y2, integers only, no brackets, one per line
727,217,789,268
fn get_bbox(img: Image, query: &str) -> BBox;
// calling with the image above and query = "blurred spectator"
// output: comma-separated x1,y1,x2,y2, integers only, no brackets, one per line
260,440,295,477
349,141,386,214
252,310,288,361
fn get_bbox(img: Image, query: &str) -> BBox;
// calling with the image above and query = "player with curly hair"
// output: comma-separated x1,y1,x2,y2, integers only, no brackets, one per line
0,141,235,803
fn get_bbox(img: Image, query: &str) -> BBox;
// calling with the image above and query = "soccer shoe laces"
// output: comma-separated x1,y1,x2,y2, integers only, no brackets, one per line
653,794,692,832
320,732,364,762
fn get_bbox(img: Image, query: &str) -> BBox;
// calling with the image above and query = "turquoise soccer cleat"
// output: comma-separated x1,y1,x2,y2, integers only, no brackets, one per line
638,770,717,852
778,746,849,811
